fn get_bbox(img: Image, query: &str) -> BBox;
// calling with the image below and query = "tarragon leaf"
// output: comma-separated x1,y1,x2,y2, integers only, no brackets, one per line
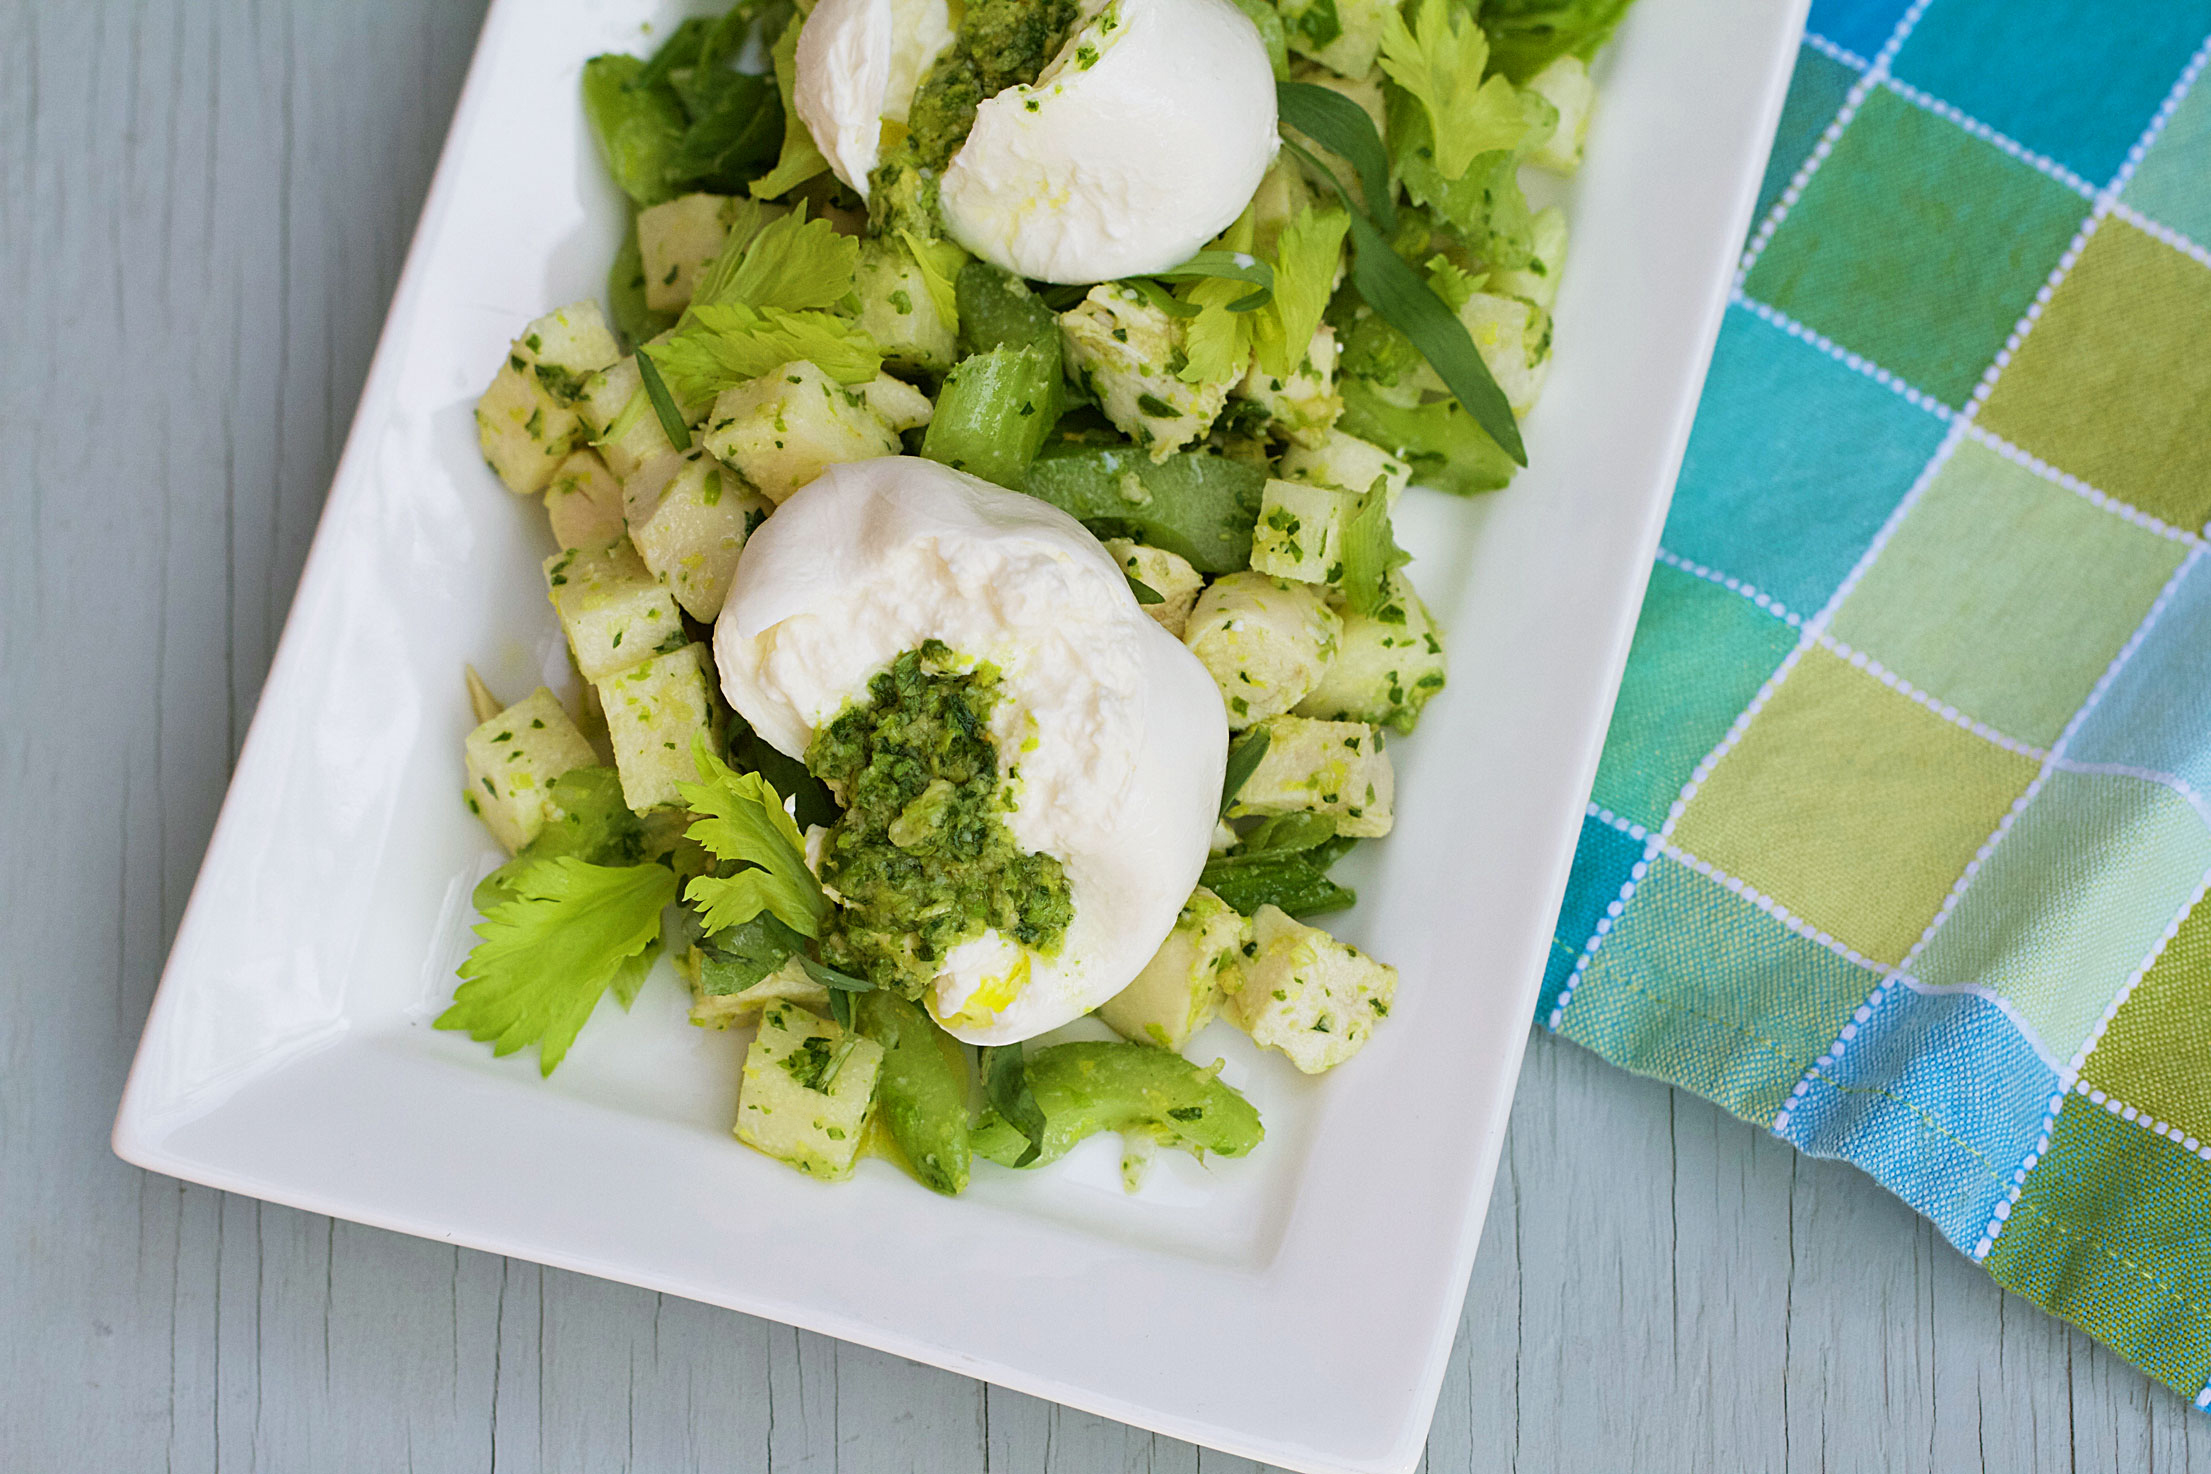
1287,133,1525,465
1219,725,1273,819
1149,250,1276,313
1277,81,1397,231
633,347,694,451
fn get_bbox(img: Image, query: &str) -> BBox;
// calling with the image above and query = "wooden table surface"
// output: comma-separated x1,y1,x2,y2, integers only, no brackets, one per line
7,3,2208,1468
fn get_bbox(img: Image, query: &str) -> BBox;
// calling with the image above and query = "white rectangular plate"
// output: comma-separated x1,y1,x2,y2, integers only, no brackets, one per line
114,3,1804,1469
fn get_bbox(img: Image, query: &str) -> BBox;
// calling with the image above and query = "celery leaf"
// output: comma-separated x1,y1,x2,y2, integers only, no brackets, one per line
1178,276,1258,386
473,766,647,915
1380,0,1533,182
1253,205,1349,380
679,734,832,939
1339,486,1410,616
898,230,967,334
717,209,860,313
439,857,678,1076
651,303,883,403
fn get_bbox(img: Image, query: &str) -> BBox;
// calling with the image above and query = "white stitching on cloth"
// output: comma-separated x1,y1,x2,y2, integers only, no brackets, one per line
1558,805,1902,1034
1971,1093,2068,1262
1888,547,2206,1013
1800,32,1870,72
1948,38,2211,1234
1655,421,1967,849
1755,42,2211,1187
1811,633,2050,757
1651,546,1806,627
1548,804,1660,1031
1956,421,2205,546
2076,1079,2211,1166
2110,200,2211,271
1730,291,1957,416
1735,0,1939,288
1880,75,2099,197
2064,868,2211,1089
1554,28,2211,1276
2051,760,2211,829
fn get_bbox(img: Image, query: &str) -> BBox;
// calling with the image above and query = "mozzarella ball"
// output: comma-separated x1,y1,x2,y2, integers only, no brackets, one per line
714,457,1228,1043
937,0,1280,283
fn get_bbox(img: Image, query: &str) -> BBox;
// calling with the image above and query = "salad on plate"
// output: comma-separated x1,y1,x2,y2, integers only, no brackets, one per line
457,0,1632,1194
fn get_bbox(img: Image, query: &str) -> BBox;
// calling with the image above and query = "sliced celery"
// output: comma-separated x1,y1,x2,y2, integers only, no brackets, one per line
921,344,1062,488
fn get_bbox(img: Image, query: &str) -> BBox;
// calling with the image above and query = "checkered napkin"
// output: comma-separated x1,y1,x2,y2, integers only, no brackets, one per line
1542,0,2211,1406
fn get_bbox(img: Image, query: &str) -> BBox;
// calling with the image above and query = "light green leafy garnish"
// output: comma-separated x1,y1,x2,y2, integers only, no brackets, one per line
1477,0,1637,83
898,230,967,333
472,766,646,914
690,197,786,308
1164,224,1271,386
714,209,860,314
678,735,832,939
1340,486,1410,616
1380,0,1533,181
1152,250,1276,313
439,857,678,1076
1253,206,1349,380
650,303,884,404
1424,254,1482,312
662,199,880,403
1179,275,1259,385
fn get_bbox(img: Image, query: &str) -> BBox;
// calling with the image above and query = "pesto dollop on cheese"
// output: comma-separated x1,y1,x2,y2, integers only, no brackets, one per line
866,0,1082,230
809,641,1074,993
901,0,1082,167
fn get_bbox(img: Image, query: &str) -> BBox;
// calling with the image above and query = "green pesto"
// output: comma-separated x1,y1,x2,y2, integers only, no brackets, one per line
807,642,1073,995
781,1033,840,1091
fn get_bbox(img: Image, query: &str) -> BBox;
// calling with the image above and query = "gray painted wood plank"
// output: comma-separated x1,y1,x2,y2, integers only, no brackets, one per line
985,1385,1201,1473
7,2,2211,1471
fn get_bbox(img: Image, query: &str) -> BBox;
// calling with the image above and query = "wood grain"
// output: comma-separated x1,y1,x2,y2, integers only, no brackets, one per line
4,2,2206,1468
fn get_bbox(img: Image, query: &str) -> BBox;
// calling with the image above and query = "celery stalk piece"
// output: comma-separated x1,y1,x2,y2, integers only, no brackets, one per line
920,344,1062,489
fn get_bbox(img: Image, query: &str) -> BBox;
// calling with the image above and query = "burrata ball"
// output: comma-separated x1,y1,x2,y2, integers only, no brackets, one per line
713,456,1228,1044
937,0,1280,282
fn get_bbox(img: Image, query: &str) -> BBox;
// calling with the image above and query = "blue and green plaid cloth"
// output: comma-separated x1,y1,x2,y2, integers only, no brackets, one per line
1545,0,2211,1405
